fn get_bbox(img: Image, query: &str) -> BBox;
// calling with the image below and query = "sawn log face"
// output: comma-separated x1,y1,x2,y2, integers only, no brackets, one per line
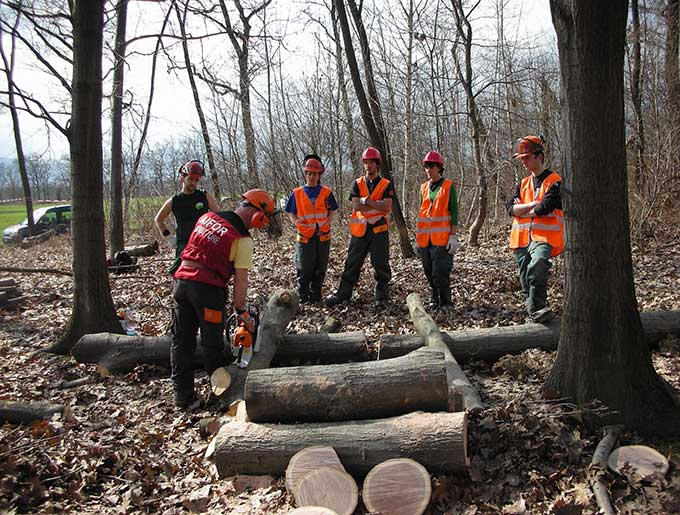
213,411,468,478
245,350,448,423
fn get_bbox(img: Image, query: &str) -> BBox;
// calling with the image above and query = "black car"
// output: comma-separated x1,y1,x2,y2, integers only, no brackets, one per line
2,204,72,243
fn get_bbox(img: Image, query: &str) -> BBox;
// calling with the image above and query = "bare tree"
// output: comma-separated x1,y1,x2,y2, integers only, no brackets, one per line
546,0,680,434
0,1,35,233
50,0,122,354
629,0,646,191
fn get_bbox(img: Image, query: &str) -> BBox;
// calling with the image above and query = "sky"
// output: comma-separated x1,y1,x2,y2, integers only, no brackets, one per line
0,0,554,162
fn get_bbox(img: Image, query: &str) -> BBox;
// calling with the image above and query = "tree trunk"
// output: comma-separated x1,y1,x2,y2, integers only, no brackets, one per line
175,1,220,197
273,331,367,364
212,410,468,477
245,349,448,423
50,0,122,355
630,0,646,192
109,0,127,260
0,9,35,235
665,0,680,117
362,458,431,515
546,0,680,435
334,0,415,259
407,293,483,412
0,400,70,425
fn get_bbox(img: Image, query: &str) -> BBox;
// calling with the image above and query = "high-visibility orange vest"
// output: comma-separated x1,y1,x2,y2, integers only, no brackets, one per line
416,179,453,248
348,176,391,237
293,186,332,241
509,172,564,257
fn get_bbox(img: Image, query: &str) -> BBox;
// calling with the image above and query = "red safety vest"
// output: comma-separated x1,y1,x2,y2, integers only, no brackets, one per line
293,186,332,242
348,177,391,237
416,179,453,248
509,172,564,257
174,212,244,287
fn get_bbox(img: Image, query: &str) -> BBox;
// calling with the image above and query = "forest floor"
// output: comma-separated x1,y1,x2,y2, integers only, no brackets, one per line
0,223,679,515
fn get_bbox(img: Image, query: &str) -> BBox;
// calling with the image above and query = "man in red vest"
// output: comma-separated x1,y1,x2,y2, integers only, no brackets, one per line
507,135,564,323
285,154,339,303
325,146,395,308
171,189,276,409
415,150,459,310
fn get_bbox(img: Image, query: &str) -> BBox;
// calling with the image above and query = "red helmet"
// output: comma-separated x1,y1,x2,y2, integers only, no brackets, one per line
422,150,444,166
361,147,382,163
303,158,324,173
513,136,544,158
183,160,205,176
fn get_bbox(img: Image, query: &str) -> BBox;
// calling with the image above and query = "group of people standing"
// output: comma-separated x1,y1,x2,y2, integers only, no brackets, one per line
154,134,564,408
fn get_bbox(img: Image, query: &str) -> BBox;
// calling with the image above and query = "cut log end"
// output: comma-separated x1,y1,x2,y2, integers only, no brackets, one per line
210,367,232,396
362,458,432,515
286,446,345,496
288,507,339,515
607,445,669,480
294,467,358,515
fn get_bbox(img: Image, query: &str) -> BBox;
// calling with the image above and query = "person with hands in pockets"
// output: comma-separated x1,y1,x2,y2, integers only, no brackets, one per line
415,150,459,310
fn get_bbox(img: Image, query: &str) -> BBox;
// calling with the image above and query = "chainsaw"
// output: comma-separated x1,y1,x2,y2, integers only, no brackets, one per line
225,303,260,368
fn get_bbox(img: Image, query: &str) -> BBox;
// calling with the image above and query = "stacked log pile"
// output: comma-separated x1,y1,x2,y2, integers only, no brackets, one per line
0,278,24,308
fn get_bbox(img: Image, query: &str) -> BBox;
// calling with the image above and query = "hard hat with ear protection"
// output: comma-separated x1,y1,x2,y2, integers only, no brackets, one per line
241,189,277,229
181,160,205,177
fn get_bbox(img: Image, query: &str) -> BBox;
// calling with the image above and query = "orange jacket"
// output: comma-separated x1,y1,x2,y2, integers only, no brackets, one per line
348,177,391,237
416,179,454,247
293,186,332,240
509,173,564,256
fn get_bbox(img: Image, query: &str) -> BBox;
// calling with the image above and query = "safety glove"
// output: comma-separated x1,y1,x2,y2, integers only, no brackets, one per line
446,234,459,255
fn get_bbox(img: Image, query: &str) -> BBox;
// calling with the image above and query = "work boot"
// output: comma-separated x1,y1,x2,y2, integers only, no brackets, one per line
374,298,390,309
429,289,440,309
439,287,454,310
324,293,350,307
174,392,201,411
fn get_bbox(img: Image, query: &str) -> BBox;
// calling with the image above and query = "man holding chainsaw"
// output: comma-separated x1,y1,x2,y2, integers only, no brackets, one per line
170,189,277,410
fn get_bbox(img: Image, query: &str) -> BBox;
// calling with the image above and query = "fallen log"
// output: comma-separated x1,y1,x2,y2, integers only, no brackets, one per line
72,329,363,374
124,241,159,257
212,410,468,478
407,293,484,413
362,458,432,515
0,278,17,287
293,468,358,515
379,310,680,361
286,446,345,496
590,425,622,515
245,349,448,423
0,400,70,425
0,266,72,277
218,289,298,406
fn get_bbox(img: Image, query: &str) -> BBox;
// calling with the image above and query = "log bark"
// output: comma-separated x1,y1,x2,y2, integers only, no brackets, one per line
212,410,468,478
0,278,17,287
72,329,362,374
124,241,159,257
245,349,448,423
362,458,432,515
293,468,358,515
379,310,680,361
0,400,70,425
407,293,484,412
286,446,345,496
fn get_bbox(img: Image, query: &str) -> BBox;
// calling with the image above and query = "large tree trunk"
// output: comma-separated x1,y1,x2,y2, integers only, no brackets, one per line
245,349,448,423
212,411,468,478
546,0,680,435
407,293,483,412
108,0,127,260
49,0,122,355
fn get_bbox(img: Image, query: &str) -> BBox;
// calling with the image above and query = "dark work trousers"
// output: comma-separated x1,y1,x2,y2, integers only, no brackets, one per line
418,244,453,304
513,240,553,315
295,235,331,301
171,279,228,402
337,226,391,301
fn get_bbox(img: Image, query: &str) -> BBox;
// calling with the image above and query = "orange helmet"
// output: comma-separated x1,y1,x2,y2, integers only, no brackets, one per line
182,160,205,176
361,147,382,163
422,150,444,166
303,157,324,173
241,189,277,229
513,136,544,158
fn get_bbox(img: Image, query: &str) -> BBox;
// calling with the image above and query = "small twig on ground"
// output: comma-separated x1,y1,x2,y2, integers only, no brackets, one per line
590,424,624,515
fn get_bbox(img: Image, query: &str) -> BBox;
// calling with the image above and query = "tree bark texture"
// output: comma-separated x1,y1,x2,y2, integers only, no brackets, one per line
379,310,680,360
124,241,159,257
51,0,122,355
547,0,680,434
271,331,368,365
244,349,448,423
407,293,484,412
0,401,70,425
213,411,468,478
